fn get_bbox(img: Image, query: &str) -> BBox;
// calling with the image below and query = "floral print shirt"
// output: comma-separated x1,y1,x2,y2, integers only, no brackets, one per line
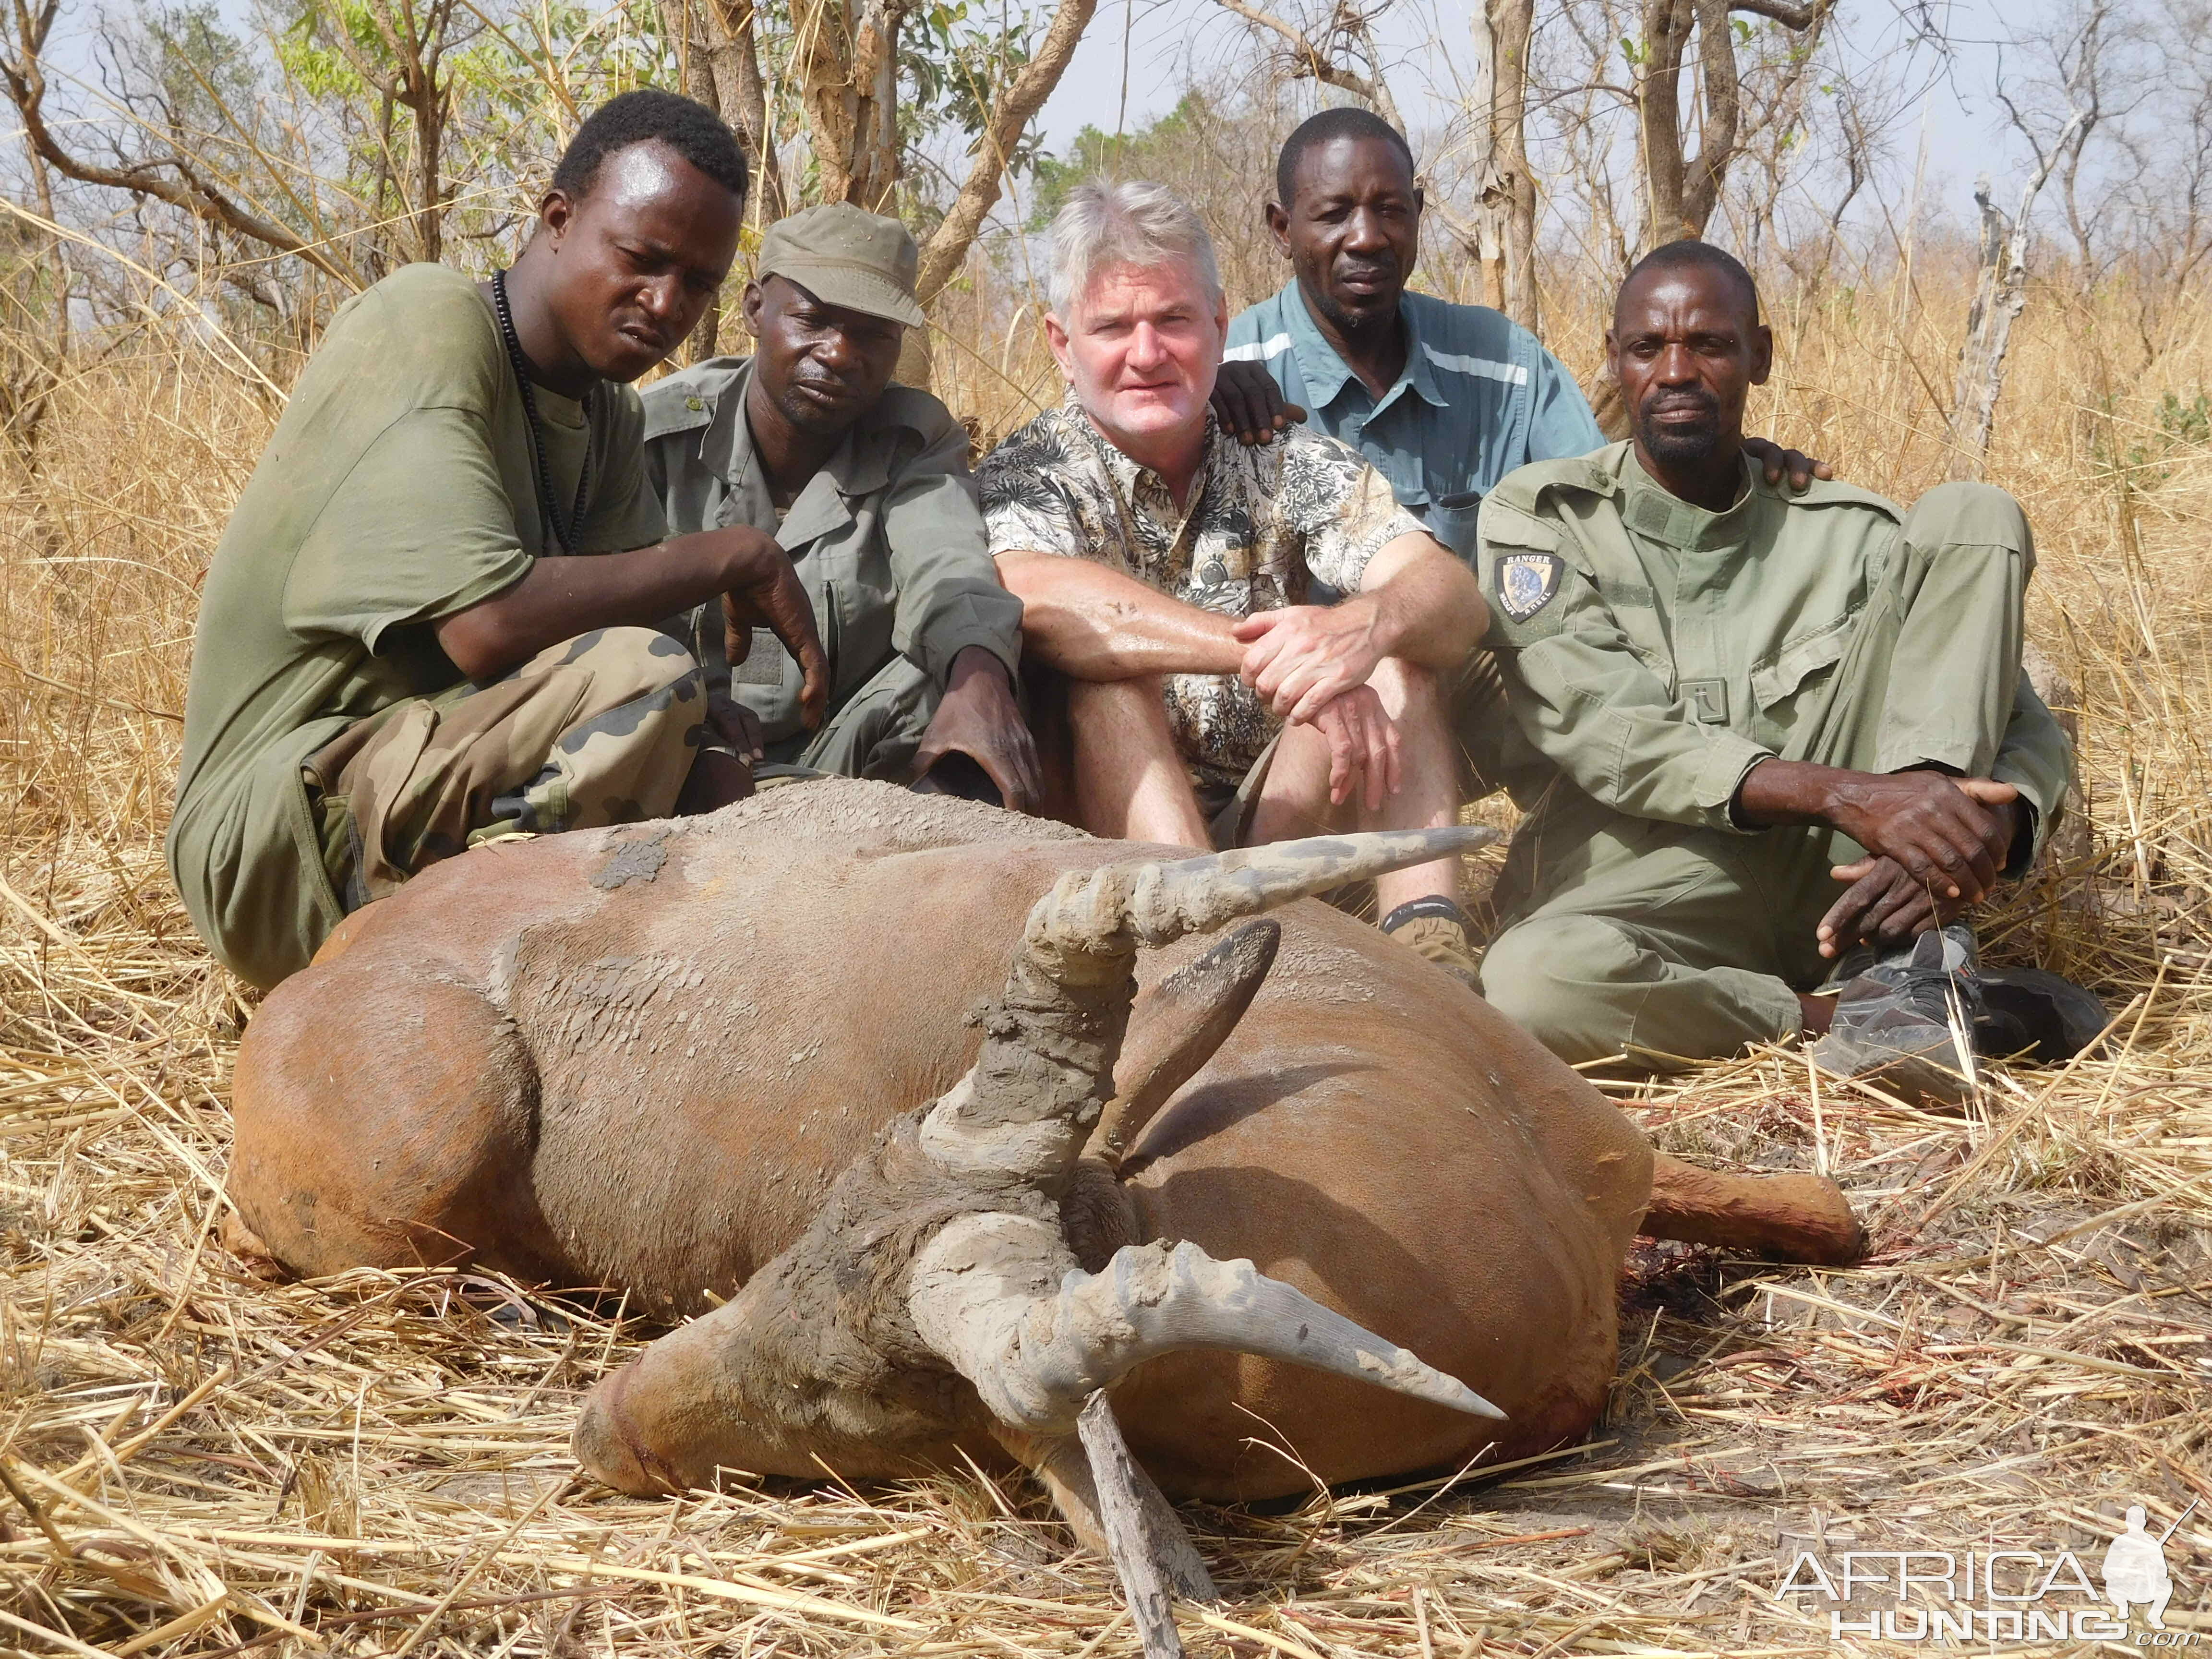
979,396,1422,782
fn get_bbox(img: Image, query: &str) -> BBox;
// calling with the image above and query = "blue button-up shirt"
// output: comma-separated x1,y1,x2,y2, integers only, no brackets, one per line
1225,283,1604,560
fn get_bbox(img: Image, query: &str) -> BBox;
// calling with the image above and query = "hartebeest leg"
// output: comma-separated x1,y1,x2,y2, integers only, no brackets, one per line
229,977,563,1280
1639,1154,1866,1264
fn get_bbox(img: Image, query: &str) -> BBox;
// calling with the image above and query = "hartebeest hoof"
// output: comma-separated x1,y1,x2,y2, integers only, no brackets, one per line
1639,1154,1867,1264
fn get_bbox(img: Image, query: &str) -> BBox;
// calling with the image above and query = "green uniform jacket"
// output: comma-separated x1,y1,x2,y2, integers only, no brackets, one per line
1477,443,2072,874
641,358,1022,745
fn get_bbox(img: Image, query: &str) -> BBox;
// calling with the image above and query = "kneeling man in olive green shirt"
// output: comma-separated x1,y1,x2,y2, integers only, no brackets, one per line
167,91,826,989
643,204,1038,809
1476,241,2102,1099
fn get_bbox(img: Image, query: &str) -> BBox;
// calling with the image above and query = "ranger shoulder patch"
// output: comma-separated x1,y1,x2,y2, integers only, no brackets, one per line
1496,550,1564,622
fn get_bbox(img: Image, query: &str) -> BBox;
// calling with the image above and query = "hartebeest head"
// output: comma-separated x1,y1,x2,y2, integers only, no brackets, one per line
573,829,1504,1657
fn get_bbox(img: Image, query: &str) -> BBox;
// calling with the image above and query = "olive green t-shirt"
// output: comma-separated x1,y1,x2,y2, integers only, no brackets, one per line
166,262,667,988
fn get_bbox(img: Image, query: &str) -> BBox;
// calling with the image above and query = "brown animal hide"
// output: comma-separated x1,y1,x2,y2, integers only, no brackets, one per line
230,781,1861,1512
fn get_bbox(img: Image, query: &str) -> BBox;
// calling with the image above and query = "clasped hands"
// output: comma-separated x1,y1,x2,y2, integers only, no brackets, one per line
1735,758,2024,959
1234,597,1401,812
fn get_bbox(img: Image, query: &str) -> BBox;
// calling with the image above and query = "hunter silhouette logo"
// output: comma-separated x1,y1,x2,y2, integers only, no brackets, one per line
2105,1501,2196,1630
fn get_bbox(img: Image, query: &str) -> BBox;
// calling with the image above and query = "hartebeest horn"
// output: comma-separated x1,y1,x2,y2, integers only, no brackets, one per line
910,1228,1505,1435
1089,920,1280,1168
922,829,1497,1185
1033,828,1500,957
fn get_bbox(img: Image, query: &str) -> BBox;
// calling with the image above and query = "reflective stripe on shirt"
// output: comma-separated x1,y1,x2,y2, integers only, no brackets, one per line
1422,343,1529,386
1223,333,1295,363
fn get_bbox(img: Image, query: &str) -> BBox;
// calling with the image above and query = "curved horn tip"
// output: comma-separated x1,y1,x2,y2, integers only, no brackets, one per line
1153,1241,1510,1422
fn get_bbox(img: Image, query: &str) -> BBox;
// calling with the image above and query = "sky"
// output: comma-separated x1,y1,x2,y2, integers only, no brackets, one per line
15,0,2089,250
1027,0,2063,229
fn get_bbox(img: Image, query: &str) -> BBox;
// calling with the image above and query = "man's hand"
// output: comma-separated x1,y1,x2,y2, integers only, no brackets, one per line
706,692,766,764
1211,360,1305,447
911,647,1042,814
1741,437,1833,493
705,528,830,729
1233,598,1385,723
1309,682,1401,811
1816,855,1967,958
1823,774,2020,903
435,524,831,690
1741,759,2019,904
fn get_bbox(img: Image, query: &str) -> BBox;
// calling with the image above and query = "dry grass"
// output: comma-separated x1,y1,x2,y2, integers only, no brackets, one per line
2,266,2211,1658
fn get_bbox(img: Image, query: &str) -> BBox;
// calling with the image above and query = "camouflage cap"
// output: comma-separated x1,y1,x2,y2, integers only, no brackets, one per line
754,203,926,329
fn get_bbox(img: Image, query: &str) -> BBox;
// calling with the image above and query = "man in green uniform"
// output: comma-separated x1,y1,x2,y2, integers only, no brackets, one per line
167,91,827,989
1475,240,2097,1095
643,204,1038,807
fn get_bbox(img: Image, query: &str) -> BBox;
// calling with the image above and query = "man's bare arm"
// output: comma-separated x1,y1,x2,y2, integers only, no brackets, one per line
435,527,829,722
1359,532,1489,668
1234,532,1487,722
994,550,1245,681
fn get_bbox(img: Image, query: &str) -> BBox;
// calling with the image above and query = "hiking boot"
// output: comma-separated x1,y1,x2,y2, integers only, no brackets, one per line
1812,924,1989,1104
1380,896,1482,991
1814,925,2105,1079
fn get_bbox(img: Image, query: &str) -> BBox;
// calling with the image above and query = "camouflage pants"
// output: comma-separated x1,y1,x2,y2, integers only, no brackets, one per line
303,627,713,911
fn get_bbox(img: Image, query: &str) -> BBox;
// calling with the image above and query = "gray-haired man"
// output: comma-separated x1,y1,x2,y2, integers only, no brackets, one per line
977,180,1490,982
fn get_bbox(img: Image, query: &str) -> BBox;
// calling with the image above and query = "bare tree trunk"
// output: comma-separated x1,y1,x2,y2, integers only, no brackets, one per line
1635,0,1826,251
659,0,724,359
411,77,444,263
1489,0,1539,327
1947,134,2078,481
794,0,913,209
1637,0,1693,244
1462,0,1505,310
848,0,904,209
1417,0,1537,324
700,0,786,223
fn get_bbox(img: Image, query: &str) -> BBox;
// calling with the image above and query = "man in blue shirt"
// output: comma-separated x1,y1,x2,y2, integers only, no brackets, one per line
1214,108,1824,559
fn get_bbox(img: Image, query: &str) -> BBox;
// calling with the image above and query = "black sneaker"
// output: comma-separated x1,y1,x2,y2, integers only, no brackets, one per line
1812,925,1988,1103
1812,926,2108,1097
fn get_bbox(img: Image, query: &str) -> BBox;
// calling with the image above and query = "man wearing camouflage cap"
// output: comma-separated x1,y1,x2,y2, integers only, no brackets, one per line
645,203,1039,805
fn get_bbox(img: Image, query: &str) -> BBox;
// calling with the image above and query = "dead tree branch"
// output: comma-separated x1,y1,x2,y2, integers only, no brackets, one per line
913,0,1098,304
1210,0,1406,131
0,0,359,284
1948,119,2083,480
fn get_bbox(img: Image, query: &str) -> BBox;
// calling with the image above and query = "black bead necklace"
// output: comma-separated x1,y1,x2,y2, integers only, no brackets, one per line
491,268,592,554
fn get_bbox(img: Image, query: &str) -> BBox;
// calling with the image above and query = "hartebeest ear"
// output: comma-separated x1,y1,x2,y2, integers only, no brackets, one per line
1089,920,1279,1170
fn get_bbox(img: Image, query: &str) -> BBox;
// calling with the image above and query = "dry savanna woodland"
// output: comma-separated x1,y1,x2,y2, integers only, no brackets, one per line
0,0,2209,1649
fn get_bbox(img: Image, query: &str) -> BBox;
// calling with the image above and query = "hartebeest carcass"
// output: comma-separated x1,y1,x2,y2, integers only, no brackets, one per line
228,780,1861,1654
